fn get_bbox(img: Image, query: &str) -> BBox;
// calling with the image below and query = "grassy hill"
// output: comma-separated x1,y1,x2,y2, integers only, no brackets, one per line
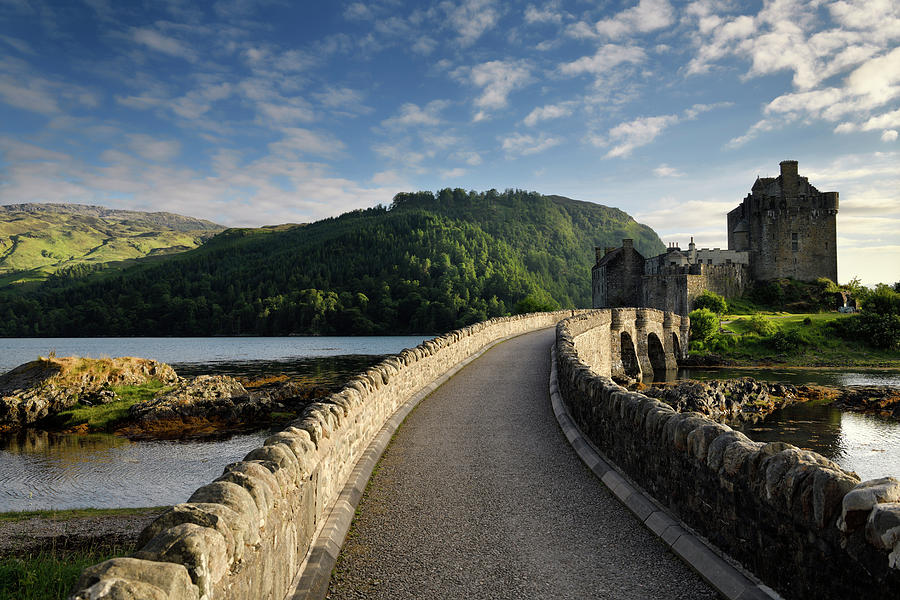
0,189,664,336
0,203,224,287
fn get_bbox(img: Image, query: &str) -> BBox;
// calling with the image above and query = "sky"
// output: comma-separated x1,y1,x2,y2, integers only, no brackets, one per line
0,0,898,286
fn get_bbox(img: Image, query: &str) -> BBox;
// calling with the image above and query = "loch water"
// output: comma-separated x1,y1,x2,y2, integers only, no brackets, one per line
679,366,900,481
0,336,427,511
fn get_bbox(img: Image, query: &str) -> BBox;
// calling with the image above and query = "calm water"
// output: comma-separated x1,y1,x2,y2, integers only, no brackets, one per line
680,367,900,481
0,336,429,375
0,336,427,511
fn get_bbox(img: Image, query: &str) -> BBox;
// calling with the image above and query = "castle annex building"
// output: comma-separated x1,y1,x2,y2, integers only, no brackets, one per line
593,160,839,316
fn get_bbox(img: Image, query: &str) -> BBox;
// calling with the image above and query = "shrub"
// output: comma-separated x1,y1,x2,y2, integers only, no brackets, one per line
692,290,727,314
689,308,719,343
746,313,777,336
768,329,812,353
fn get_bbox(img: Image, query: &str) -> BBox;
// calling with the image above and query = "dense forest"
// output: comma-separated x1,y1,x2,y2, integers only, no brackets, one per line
0,189,664,336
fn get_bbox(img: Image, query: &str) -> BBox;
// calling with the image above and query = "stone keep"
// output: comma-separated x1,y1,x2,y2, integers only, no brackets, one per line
593,160,839,315
727,159,838,282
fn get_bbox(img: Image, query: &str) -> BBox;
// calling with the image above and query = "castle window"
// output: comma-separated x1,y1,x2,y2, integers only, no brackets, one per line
707,259,712,264
791,232,799,252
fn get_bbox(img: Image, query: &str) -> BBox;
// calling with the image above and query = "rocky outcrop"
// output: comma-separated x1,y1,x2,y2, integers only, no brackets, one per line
643,377,805,423
0,356,177,428
833,387,900,420
124,376,324,437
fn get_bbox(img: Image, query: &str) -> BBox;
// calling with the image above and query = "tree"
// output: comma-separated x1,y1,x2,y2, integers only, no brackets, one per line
692,290,727,314
688,308,719,342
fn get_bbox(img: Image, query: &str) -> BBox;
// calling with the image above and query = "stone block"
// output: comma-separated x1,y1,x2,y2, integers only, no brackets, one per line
73,557,197,600
138,504,238,565
865,502,900,551
134,523,228,599
188,481,261,538
687,423,732,462
839,477,900,533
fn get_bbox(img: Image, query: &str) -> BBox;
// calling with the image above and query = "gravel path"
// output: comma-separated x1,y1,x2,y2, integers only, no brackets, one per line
327,328,720,600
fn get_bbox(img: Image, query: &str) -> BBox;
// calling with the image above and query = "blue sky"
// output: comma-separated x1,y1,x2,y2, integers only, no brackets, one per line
0,0,898,285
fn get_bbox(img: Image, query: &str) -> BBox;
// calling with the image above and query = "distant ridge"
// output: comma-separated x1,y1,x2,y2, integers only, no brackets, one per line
0,202,223,232
0,202,225,287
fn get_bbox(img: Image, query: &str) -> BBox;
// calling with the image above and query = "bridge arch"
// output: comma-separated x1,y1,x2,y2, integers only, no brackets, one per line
620,331,641,379
646,332,667,381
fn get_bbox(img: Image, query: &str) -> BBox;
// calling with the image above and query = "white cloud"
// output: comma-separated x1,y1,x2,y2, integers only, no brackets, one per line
600,103,726,157
653,164,684,177
269,128,345,157
570,0,674,40
500,132,561,156
257,101,315,125
449,150,482,166
882,129,898,142
456,60,531,120
524,3,563,25
558,44,645,76
600,114,679,157
127,135,182,162
344,2,373,20
443,0,501,46
440,167,467,178
381,100,449,129
523,101,575,126
132,27,197,62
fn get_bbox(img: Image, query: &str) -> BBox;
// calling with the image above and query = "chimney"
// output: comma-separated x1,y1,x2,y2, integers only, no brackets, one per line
780,159,799,198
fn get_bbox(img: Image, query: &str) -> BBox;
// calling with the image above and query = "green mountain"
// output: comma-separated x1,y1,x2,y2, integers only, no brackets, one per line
0,203,224,287
0,190,664,336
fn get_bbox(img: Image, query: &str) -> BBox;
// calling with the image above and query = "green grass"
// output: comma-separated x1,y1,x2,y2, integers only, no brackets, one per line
0,546,129,600
696,312,900,367
0,506,164,524
51,380,171,431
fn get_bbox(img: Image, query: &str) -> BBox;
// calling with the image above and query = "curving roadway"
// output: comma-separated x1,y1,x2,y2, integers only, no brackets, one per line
326,328,719,600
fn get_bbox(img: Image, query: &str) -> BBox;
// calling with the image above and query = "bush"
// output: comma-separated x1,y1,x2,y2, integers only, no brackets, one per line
861,284,900,316
745,313,777,336
768,329,812,353
693,290,727,314
689,308,719,343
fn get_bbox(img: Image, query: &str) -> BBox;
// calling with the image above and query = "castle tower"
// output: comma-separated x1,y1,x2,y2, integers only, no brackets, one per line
727,160,838,282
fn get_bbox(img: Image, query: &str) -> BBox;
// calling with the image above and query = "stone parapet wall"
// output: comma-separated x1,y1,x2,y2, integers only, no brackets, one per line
556,311,900,600
70,311,577,600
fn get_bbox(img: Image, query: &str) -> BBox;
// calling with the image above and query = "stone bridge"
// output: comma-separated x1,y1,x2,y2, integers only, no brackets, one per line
70,310,899,600
566,307,687,382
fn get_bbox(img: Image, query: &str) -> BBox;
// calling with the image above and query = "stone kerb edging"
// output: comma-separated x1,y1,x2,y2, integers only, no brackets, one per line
70,311,577,600
555,312,900,600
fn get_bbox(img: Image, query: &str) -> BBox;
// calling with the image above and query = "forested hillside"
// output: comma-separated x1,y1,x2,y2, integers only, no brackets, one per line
0,189,664,336
0,203,224,287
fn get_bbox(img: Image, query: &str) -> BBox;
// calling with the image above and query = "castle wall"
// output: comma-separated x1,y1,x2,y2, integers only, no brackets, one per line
557,312,900,600
591,241,644,308
640,264,749,316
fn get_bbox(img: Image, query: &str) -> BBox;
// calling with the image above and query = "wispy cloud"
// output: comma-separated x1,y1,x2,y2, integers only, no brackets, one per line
131,27,197,62
381,101,449,129
455,59,532,121
523,101,576,126
500,132,562,156
567,0,674,40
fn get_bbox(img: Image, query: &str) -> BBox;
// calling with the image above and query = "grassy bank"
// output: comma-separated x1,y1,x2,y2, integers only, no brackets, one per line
692,312,900,367
48,380,170,432
0,507,163,600
0,545,129,600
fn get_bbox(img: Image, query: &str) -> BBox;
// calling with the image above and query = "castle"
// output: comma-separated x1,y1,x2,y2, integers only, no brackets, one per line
592,160,839,315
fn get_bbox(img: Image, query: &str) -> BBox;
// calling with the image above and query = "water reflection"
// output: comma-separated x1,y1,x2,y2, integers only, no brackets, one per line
679,367,900,389
732,402,900,480
0,429,271,511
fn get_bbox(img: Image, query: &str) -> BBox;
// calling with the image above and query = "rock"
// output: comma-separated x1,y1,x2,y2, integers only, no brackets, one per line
866,502,900,551
839,477,900,533
0,356,177,428
129,375,251,422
